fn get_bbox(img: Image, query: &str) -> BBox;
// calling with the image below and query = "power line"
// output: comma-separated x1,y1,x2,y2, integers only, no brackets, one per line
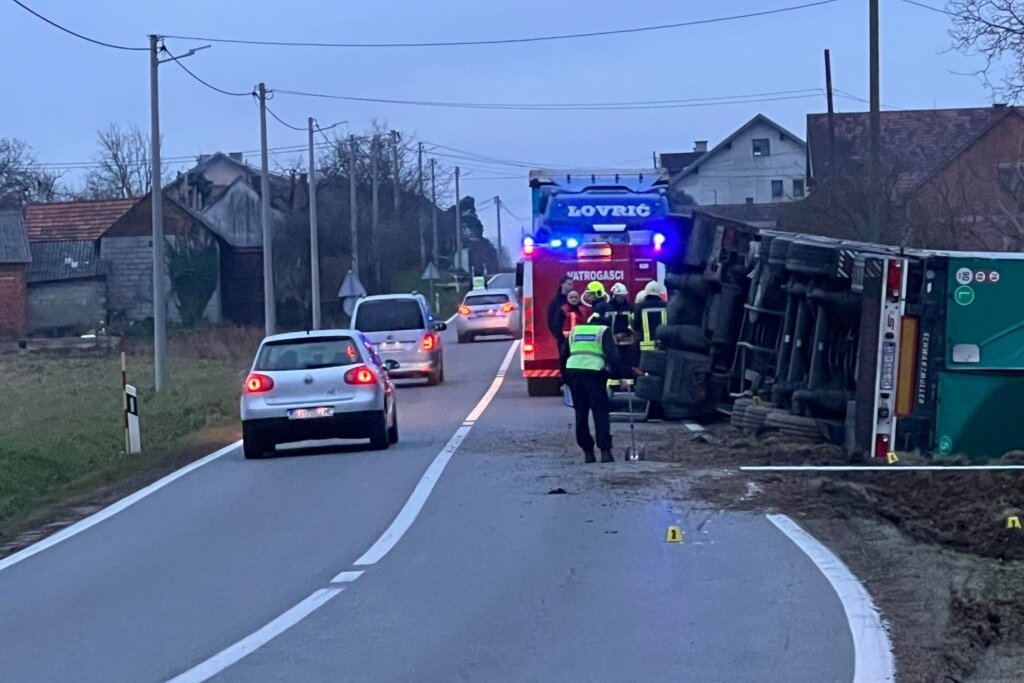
8,0,146,51
162,44,254,97
895,0,956,16
265,104,306,131
274,88,822,111
161,0,839,49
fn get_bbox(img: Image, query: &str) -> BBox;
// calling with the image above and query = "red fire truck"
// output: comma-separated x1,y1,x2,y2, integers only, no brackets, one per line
518,170,674,396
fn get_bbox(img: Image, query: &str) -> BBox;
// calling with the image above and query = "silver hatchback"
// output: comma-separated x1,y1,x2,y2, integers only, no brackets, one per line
351,293,447,385
455,288,521,343
240,330,398,459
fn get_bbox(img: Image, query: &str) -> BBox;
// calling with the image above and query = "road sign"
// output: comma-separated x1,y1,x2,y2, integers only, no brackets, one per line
421,262,441,280
337,270,367,299
472,275,485,289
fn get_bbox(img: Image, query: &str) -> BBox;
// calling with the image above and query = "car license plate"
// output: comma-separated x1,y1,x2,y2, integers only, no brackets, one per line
486,309,496,316
288,406,333,420
880,341,896,391
380,341,402,350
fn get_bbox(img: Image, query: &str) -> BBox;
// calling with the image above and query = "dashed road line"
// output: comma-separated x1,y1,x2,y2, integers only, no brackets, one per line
330,570,364,584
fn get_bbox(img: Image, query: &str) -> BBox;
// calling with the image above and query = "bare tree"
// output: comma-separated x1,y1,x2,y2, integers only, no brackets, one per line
83,123,151,199
949,1,1024,100
0,138,63,208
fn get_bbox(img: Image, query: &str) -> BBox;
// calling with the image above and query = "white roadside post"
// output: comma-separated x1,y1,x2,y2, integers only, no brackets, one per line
125,385,142,454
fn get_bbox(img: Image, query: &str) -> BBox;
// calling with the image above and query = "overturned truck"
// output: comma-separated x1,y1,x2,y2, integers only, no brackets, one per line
637,209,1024,461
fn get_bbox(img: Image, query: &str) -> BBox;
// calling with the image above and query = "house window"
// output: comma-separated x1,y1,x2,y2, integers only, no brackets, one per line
771,180,784,198
793,178,805,198
752,138,771,157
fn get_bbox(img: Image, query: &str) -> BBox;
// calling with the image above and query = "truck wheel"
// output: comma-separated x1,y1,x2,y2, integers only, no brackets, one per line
657,325,711,354
785,242,839,277
764,410,822,440
731,398,753,429
639,350,667,375
527,377,561,397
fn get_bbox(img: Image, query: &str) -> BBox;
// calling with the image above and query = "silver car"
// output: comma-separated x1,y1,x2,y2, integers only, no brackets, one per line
455,288,522,343
351,293,447,385
240,330,398,459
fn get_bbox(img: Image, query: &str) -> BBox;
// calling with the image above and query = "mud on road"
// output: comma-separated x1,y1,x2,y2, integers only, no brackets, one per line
599,421,1024,683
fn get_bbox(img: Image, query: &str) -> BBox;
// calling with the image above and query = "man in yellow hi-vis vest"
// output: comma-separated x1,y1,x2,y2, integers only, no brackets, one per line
634,281,668,352
565,313,621,463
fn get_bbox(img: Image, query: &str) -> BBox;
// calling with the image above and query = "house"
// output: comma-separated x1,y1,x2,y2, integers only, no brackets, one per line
0,209,31,337
666,114,807,206
26,240,107,335
806,104,1024,249
25,196,223,332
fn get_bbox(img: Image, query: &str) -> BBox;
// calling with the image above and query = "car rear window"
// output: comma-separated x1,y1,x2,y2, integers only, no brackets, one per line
354,299,425,332
256,337,361,371
465,293,510,306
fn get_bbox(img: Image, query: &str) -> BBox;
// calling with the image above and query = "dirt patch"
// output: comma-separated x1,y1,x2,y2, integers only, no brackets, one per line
609,420,1024,683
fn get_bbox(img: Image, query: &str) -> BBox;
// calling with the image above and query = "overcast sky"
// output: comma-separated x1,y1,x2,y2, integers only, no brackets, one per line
0,0,994,244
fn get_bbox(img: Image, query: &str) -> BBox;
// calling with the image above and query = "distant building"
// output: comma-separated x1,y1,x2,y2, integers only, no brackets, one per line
664,114,807,206
0,209,31,337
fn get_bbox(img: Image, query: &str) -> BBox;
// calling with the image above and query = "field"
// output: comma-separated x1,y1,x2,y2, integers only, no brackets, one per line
0,326,262,546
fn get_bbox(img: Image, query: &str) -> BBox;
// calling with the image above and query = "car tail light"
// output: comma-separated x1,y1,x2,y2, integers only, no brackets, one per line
501,303,515,313
344,365,376,385
458,305,471,316
421,333,437,351
244,373,274,393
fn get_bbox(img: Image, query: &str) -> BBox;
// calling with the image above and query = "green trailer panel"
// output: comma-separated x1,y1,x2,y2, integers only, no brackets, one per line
935,371,1024,459
945,257,1024,370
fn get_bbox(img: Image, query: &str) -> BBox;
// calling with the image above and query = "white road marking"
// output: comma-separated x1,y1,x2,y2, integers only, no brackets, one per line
163,342,519,682
743,464,1024,472
766,514,895,683
166,588,343,683
355,340,519,566
0,440,241,574
329,570,364,584
683,423,705,432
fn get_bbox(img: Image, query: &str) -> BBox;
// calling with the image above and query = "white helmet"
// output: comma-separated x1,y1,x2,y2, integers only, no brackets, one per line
644,281,667,298
610,282,629,297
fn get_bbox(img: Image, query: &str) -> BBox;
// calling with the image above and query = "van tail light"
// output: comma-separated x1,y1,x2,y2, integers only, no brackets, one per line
245,373,274,393
501,303,515,313
421,333,438,351
458,305,471,316
344,365,377,385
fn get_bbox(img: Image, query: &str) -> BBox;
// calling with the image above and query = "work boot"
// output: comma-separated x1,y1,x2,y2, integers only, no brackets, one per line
600,449,614,463
583,450,596,464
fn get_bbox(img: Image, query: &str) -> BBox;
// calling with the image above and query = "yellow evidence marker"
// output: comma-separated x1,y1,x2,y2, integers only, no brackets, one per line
1007,516,1022,530
666,526,684,543
886,452,899,465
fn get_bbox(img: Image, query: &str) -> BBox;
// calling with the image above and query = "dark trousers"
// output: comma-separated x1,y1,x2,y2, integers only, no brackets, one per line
566,370,612,452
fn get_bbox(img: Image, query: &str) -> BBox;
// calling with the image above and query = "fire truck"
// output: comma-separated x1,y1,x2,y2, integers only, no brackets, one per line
517,170,676,397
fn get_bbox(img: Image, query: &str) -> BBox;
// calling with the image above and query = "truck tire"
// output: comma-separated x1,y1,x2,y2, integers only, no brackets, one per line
745,404,773,430
639,350,667,375
657,325,711,354
764,410,823,441
768,237,792,267
527,377,561,397
731,398,754,429
635,374,665,403
662,350,713,407
785,242,839,277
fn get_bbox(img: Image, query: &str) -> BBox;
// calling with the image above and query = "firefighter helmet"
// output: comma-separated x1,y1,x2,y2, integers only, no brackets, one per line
610,282,629,297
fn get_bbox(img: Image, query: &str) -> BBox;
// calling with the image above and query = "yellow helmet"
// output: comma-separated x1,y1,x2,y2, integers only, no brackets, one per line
585,281,606,297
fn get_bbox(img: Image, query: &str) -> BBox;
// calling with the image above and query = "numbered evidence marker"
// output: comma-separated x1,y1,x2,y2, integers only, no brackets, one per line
1008,516,1022,530
666,526,684,543
886,452,899,465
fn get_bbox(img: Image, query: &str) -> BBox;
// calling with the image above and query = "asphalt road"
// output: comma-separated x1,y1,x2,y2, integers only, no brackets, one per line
0,331,856,682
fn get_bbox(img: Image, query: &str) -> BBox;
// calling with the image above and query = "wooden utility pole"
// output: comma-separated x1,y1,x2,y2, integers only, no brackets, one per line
430,158,438,266
495,196,503,269
349,135,359,280
417,142,426,268
390,130,401,215
454,166,462,271
371,135,381,283
825,49,837,174
868,0,882,242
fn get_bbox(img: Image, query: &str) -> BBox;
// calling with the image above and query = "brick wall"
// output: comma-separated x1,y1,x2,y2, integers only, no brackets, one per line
0,264,27,337
101,235,221,325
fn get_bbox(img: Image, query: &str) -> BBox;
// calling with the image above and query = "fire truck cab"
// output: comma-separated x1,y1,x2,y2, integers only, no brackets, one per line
518,170,674,396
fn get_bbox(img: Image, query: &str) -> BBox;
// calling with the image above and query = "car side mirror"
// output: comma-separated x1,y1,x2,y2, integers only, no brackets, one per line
383,359,399,372
434,321,448,332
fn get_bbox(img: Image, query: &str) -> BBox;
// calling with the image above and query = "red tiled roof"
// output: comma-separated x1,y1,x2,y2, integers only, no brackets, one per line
25,198,139,241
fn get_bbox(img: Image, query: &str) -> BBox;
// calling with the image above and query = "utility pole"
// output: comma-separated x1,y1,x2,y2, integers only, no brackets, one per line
149,34,167,392
430,158,438,266
417,142,426,268
371,135,381,283
349,135,359,280
390,130,401,215
868,0,882,242
495,196,503,270
308,117,321,330
454,165,462,271
258,83,275,335
825,49,837,174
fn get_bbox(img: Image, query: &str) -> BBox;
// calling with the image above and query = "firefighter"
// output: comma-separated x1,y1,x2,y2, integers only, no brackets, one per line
581,280,608,310
607,283,637,369
634,281,669,352
565,312,621,463
546,275,574,346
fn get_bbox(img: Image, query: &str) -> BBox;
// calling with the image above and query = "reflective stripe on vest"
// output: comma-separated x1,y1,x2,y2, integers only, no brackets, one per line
640,307,668,351
608,309,635,345
566,324,607,372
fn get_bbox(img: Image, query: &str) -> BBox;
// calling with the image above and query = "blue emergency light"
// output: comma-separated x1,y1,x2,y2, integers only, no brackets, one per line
653,232,666,251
